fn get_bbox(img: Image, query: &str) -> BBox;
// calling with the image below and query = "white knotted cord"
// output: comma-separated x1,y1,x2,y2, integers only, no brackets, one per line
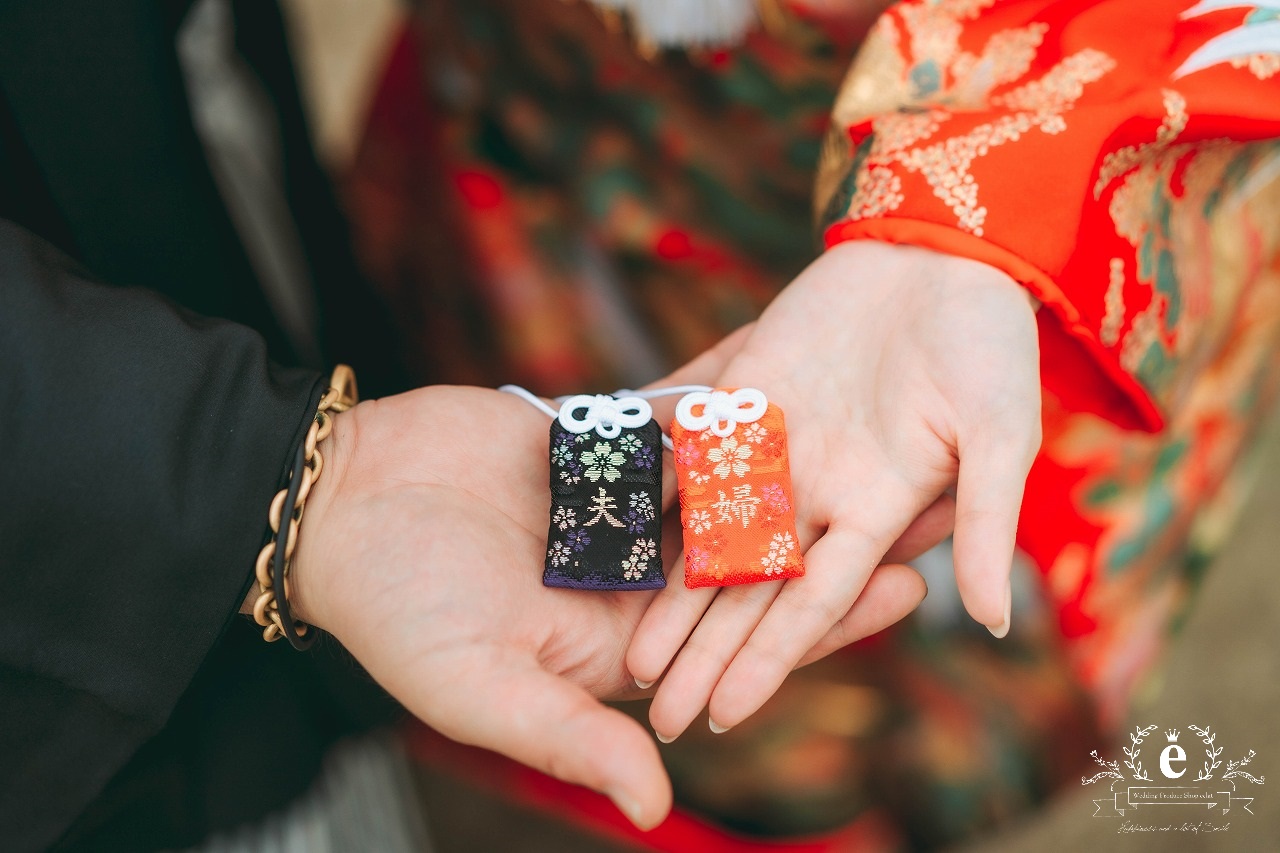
673,387,767,437
501,384,718,451
556,393,653,439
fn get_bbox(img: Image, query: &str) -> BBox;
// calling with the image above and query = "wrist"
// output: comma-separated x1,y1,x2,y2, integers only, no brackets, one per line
245,366,359,646
286,398,361,631
823,239,1039,313
791,241,1029,325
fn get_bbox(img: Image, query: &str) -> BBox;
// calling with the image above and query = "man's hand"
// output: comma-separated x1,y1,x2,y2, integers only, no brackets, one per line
289,386,673,827
627,240,1042,741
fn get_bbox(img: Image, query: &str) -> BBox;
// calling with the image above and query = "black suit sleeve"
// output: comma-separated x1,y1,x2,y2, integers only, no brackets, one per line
0,219,324,852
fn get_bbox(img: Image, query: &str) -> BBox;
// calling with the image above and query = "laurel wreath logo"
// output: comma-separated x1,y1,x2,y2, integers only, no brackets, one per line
1083,724,1158,784
1082,723,1266,791
1186,725,1265,787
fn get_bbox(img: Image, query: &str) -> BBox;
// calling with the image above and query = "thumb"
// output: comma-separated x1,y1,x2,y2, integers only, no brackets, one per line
441,659,673,830
644,322,755,510
952,426,1037,636
649,321,755,392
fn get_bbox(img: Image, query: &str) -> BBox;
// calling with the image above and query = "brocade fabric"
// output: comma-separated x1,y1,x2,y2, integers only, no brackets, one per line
544,419,666,590
672,400,804,587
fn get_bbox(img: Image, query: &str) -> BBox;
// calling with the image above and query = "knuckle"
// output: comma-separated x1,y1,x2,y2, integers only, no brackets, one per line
741,631,801,677
681,635,737,671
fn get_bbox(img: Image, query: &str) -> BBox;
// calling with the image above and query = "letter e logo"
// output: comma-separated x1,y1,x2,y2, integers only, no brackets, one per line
1160,744,1186,779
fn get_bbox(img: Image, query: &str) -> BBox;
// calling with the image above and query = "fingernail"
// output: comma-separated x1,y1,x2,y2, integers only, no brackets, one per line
635,676,655,689
607,788,645,827
987,580,1012,639
709,719,731,734
655,731,675,744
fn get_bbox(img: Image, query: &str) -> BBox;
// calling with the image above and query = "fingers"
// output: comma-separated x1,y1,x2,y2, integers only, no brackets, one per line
629,327,758,691
645,581,782,740
702,525,892,731
635,484,935,735
646,326,755,512
951,428,1038,637
795,563,927,667
447,657,673,830
627,558,718,688
881,493,955,564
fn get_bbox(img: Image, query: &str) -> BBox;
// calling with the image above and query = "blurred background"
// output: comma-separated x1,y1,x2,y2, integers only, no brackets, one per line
277,0,1280,849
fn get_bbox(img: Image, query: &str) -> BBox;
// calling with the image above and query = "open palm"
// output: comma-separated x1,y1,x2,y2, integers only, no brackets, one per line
629,240,1042,741
288,339,933,827
291,385,672,826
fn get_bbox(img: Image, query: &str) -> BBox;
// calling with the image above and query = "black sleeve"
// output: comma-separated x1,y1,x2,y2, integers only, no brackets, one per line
0,220,324,851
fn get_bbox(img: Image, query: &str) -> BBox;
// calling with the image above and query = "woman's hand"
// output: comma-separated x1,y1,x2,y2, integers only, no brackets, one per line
627,240,1042,741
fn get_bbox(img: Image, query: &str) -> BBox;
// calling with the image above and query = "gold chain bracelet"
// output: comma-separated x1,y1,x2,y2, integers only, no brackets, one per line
252,364,358,646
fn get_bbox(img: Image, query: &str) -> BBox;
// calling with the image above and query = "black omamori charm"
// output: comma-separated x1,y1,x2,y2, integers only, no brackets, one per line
544,412,665,591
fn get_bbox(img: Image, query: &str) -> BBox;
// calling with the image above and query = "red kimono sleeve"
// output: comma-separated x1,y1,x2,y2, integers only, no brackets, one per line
815,0,1280,431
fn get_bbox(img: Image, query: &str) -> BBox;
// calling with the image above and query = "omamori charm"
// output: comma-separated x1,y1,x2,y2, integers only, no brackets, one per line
544,395,666,590
671,388,803,588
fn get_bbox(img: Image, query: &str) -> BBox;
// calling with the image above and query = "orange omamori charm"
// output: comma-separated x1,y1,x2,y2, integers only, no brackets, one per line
671,388,804,588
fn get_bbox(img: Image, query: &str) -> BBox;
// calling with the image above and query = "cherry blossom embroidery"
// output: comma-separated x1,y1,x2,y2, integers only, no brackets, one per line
552,506,577,531
757,430,785,459
551,437,575,467
581,442,625,482
675,439,702,467
686,545,711,576
632,444,657,470
540,406,665,591
761,532,797,576
565,529,591,552
688,508,713,535
548,541,570,567
672,387,804,588
761,482,790,515
622,538,658,581
707,436,752,478
625,492,656,533
629,491,655,515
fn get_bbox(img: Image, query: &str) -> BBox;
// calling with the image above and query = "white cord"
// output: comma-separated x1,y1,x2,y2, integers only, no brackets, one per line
501,383,716,452
557,393,653,439
502,384,660,444
612,384,712,400
674,388,767,437
498,384,560,420
614,386,713,450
